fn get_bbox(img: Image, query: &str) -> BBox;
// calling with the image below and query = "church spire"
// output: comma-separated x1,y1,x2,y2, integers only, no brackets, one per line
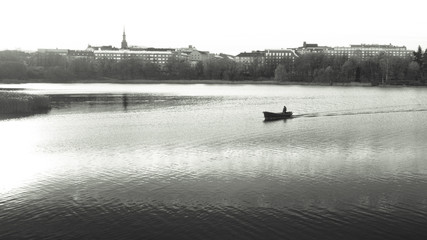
121,27,128,49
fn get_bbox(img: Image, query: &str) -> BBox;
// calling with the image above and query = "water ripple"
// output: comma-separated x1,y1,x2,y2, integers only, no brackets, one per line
2,84,427,239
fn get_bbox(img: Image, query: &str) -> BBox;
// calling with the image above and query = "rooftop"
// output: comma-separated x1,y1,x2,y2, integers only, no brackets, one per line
236,51,265,57
350,44,406,49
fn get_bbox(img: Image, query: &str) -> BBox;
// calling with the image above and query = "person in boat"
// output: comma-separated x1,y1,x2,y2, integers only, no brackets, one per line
283,106,287,113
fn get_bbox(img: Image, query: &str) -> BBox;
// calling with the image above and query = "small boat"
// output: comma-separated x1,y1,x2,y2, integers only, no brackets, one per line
263,111,293,121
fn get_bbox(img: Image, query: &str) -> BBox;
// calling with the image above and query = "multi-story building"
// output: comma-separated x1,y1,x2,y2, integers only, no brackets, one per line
265,49,298,67
235,51,265,65
188,50,210,62
294,42,413,60
325,44,413,59
295,42,332,54
68,50,95,58
174,45,214,66
86,30,175,65
86,33,215,66
90,48,173,65
170,50,189,61
37,49,95,59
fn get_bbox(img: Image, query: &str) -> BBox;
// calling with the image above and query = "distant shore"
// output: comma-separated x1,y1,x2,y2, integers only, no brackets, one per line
1,78,425,87
0,78,374,86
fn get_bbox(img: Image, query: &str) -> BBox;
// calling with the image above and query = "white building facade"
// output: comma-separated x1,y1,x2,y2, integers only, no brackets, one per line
325,44,413,59
92,49,173,65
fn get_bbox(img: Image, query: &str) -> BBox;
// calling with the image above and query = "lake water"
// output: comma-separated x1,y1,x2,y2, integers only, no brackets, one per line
1,83,427,239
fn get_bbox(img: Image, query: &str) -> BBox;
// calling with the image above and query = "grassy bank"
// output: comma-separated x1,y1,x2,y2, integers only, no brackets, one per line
0,91,51,115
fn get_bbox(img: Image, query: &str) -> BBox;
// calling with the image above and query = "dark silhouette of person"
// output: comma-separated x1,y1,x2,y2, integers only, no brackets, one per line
283,106,287,113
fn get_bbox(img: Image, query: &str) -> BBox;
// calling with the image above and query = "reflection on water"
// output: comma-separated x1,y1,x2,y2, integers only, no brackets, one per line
1,84,427,239
122,94,128,110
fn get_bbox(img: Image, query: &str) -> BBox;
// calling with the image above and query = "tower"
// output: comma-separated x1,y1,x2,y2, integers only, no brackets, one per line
121,28,128,49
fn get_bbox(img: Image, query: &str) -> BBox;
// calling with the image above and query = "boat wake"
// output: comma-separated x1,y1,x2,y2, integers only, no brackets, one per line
293,108,427,119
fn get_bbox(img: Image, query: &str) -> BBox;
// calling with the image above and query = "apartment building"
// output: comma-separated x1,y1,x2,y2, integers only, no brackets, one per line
235,51,265,65
296,42,413,59
296,42,332,54
265,49,298,67
325,44,413,59
91,48,173,65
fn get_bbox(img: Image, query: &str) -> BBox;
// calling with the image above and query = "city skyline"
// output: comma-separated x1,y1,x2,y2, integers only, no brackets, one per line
2,0,427,55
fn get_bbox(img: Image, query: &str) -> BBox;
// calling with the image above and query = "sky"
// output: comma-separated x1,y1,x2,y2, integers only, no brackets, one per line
1,0,426,55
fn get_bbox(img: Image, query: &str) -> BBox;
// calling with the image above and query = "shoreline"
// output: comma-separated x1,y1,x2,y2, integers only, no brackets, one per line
0,78,425,88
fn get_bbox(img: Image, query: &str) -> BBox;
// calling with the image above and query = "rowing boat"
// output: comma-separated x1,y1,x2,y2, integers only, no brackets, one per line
263,111,293,121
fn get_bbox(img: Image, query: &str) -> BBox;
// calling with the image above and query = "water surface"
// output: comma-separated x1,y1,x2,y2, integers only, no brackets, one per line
1,83,427,239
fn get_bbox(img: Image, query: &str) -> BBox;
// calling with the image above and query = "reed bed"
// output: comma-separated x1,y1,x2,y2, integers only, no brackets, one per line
0,91,51,114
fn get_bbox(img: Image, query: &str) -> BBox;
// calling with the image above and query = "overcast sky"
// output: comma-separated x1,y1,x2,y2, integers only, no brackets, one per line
2,0,426,55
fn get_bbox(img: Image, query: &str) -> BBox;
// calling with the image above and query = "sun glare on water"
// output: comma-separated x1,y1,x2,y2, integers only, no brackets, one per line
0,119,55,194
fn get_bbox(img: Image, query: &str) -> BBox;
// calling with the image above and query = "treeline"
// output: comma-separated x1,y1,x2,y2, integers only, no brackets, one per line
275,46,427,85
0,51,244,82
1,47,427,85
